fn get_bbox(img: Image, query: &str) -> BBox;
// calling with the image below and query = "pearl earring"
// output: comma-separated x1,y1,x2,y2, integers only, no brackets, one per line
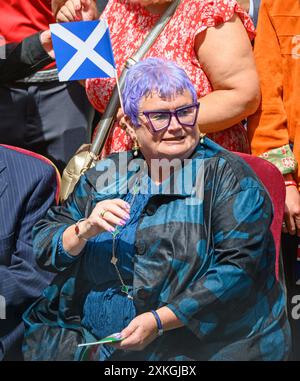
200,133,206,144
133,140,140,157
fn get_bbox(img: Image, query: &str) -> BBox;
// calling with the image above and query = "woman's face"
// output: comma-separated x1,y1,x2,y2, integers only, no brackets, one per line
130,90,200,163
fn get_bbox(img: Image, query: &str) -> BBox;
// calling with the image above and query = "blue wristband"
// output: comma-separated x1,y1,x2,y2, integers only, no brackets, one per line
150,310,163,336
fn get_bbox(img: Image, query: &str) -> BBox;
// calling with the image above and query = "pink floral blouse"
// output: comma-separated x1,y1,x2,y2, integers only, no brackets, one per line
86,0,255,157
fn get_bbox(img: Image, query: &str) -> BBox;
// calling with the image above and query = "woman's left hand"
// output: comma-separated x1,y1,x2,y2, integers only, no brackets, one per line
113,312,158,351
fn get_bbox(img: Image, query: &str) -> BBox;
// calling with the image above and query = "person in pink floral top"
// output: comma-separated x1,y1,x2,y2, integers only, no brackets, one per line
54,0,260,158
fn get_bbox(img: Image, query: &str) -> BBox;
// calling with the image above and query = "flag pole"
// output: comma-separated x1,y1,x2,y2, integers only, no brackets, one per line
102,17,124,113
115,69,124,113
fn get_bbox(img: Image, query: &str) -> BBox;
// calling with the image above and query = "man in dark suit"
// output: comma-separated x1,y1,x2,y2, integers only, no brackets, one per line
0,145,58,360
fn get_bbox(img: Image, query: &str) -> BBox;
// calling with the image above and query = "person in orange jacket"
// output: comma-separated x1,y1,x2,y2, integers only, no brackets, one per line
247,0,300,361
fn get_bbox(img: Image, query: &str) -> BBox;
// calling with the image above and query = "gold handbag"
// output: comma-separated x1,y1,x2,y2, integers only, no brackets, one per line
59,0,181,202
60,144,97,202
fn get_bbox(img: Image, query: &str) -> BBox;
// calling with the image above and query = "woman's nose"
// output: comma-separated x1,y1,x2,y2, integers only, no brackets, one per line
167,114,182,131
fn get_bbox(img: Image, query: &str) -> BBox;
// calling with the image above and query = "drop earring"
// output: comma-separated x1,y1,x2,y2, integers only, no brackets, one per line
200,133,206,144
133,140,140,157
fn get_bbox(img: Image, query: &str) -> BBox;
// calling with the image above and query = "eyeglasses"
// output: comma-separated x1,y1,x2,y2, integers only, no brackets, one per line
139,102,200,133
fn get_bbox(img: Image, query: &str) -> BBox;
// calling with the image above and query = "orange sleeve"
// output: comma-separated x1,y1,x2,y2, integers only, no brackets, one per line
247,0,289,156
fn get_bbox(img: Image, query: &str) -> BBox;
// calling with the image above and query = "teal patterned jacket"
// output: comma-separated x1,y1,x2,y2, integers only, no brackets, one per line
22,138,291,361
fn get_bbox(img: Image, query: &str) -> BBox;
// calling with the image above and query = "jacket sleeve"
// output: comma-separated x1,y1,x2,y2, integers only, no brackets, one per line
166,163,275,340
32,174,93,273
0,32,53,84
247,0,290,157
0,164,56,308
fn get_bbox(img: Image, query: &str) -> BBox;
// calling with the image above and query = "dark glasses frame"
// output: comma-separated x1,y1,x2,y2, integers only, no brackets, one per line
139,102,200,133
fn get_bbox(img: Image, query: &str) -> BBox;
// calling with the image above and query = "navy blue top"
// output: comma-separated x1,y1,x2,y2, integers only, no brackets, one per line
58,184,151,359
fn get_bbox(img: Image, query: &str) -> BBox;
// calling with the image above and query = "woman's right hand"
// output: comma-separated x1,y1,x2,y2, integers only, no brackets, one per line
56,0,99,22
77,198,131,239
62,198,130,257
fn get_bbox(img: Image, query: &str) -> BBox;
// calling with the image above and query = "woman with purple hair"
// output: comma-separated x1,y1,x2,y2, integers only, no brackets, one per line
22,58,290,361
54,0,259,157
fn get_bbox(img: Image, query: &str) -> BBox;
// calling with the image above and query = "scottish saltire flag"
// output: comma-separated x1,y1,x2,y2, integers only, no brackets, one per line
50,20,116,81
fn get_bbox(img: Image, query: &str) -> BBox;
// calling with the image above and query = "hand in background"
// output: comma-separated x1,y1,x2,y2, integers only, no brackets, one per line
79,0,99,20
52,0,69,17
236,0,250,12
283,185,300,237
55,0,99,22
40,30,55,59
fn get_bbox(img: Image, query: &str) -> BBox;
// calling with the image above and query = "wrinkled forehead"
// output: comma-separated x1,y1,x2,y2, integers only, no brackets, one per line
139,89,194,109
142,88,188,101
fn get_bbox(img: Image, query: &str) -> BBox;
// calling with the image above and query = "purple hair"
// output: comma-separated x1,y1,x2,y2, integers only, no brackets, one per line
122,57,197,127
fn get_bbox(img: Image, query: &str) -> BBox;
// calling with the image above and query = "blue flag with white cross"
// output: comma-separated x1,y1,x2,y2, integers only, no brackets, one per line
50,20,116,81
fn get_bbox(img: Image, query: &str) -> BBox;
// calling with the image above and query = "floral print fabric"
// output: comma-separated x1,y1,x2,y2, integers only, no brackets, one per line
259,144,298,175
